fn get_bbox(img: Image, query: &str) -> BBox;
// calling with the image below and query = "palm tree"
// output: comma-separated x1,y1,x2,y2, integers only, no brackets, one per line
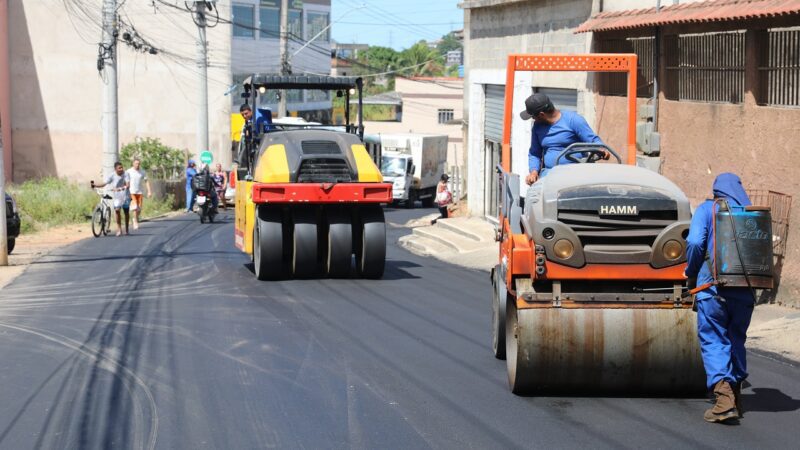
398,42,445,77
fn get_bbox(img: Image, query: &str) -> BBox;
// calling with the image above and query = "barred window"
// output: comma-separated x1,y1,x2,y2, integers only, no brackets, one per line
665,31,745,103
758,27,800,107
289,9,303,39
438,109,454,124
596,37,654,98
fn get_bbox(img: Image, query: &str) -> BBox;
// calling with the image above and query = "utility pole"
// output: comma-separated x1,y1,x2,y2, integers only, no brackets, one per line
193,1,210,155
101,0,118,180
278,0,289,117
0,117,7,266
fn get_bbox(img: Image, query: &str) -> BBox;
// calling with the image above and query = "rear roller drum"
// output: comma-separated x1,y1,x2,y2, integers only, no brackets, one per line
254,206,286,281
506,305,705,395
491,266,507,360
325,208,353,278
292,207,319,278
356,206,386,279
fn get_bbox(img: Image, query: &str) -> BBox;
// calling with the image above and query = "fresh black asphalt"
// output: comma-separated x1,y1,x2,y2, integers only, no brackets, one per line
0,208,798,449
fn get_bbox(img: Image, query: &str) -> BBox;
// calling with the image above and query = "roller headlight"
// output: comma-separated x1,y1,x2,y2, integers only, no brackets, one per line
662,239,682,260
553,239,574,259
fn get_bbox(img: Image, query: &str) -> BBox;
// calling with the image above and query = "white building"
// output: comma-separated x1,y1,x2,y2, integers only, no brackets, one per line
230,0,332,121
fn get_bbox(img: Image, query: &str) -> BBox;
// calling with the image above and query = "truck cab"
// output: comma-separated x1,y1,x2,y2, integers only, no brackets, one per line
380,152,415,204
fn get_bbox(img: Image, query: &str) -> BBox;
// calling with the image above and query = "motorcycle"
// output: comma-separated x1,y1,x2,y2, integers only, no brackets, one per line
196,189,218,223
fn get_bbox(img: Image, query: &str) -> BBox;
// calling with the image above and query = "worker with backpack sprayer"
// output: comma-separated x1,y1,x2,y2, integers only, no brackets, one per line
685,173,775,424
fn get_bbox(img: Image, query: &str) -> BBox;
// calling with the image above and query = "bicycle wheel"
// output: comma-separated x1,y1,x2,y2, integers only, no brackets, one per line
103,206,112,236
91,207,103,237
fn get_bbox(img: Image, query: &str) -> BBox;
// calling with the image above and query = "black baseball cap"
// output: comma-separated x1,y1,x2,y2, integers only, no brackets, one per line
519,93,554,120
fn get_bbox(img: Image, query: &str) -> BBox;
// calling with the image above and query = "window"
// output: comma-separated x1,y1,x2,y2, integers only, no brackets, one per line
665,31,745,103
259,6,279,39
289,9,302,39
306,11,330,42
597,37,655,98
758,27,800,107
438,109,454,124
232,4,255,39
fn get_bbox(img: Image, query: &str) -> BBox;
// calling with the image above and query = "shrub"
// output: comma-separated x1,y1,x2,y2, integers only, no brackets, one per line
8,177,96,233
120,137,190,180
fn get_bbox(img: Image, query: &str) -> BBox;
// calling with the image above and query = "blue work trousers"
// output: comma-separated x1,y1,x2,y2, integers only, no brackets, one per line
695,289,755,390
186,186,195,211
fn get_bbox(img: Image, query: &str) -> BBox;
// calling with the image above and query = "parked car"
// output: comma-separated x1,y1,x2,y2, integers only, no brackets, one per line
5,192,20,254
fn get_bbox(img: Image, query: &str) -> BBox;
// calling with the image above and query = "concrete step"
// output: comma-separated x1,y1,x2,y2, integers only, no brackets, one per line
434,217,495,243
398,234,451,257
411,225,486,253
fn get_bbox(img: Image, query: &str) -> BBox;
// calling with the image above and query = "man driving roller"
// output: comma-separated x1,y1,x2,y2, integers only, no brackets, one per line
521,93,609,184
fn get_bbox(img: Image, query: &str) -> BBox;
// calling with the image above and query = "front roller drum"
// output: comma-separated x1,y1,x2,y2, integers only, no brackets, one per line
505,299,706,395
254,206,286,281
355,206,386,279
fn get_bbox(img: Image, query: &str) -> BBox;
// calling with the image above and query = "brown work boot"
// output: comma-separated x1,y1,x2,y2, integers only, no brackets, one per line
733,383,744,418
704,380,739,423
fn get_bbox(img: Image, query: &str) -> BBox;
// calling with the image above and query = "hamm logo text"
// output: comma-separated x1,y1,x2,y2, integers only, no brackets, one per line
599,205,638,215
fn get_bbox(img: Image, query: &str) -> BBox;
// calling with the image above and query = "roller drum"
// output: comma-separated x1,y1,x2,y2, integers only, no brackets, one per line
506,301,705,395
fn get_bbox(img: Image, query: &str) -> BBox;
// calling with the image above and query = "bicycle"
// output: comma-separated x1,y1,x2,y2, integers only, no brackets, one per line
91,187,114,237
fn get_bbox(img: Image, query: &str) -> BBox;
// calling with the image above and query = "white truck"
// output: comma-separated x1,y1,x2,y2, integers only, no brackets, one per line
379,133,448,207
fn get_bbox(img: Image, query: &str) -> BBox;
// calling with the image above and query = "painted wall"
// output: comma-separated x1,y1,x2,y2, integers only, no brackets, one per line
9,0,233,182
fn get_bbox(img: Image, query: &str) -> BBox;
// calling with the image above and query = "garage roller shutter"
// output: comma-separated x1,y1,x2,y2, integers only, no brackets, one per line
535,87,578,112
484,84,505,141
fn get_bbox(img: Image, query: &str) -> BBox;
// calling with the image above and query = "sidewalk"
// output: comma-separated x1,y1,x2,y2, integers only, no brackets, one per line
399,215,800,364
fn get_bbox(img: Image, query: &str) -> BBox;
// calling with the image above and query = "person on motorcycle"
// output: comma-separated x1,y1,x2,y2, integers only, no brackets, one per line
193,164,219,211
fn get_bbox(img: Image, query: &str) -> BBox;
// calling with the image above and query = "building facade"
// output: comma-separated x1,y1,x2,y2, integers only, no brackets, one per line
1,0,233,182
230,0,332,121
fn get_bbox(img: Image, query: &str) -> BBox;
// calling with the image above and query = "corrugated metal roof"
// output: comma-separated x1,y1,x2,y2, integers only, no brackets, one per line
576,0,800,33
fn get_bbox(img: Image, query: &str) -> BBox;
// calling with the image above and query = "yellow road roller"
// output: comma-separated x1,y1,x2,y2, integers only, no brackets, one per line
234,75,392,280
492,54,705,394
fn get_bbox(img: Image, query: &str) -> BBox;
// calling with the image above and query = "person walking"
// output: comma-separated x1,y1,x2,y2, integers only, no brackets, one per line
91,162,130,236
431,174,452,225
186,159,197,212
126,158,152,230
212,163,227,210
685,173,755,423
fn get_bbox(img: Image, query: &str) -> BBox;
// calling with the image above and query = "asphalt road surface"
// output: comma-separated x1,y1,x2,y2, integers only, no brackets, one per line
1,208,798,449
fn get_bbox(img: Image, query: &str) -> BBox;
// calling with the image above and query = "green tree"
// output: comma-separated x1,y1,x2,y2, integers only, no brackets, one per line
436,32,462,55
397,41,445,77
120,137,190,180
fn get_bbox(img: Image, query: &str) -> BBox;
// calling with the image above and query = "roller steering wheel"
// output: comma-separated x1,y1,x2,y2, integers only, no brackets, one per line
556,143,622,165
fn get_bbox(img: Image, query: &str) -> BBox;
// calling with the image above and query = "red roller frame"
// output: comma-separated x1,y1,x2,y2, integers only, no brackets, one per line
251,182,392,204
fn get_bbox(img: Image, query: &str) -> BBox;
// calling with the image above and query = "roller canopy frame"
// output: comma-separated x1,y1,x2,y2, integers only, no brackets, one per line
501,54,638,172
243,75,363,91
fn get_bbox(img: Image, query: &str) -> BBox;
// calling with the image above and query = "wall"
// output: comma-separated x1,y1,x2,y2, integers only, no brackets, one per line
9,0,233,182
463,0,595,216
364,78,464,168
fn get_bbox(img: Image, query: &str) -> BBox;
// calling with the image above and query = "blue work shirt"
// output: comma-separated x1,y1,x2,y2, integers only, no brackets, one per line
186,167,197,189
685,173,752,298
528,110,603,175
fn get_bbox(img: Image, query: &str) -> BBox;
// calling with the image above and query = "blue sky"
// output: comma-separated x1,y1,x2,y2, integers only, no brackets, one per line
330,0,463,50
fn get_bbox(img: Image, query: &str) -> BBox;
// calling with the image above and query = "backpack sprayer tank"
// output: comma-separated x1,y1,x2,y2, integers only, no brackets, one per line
713,203,775,289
